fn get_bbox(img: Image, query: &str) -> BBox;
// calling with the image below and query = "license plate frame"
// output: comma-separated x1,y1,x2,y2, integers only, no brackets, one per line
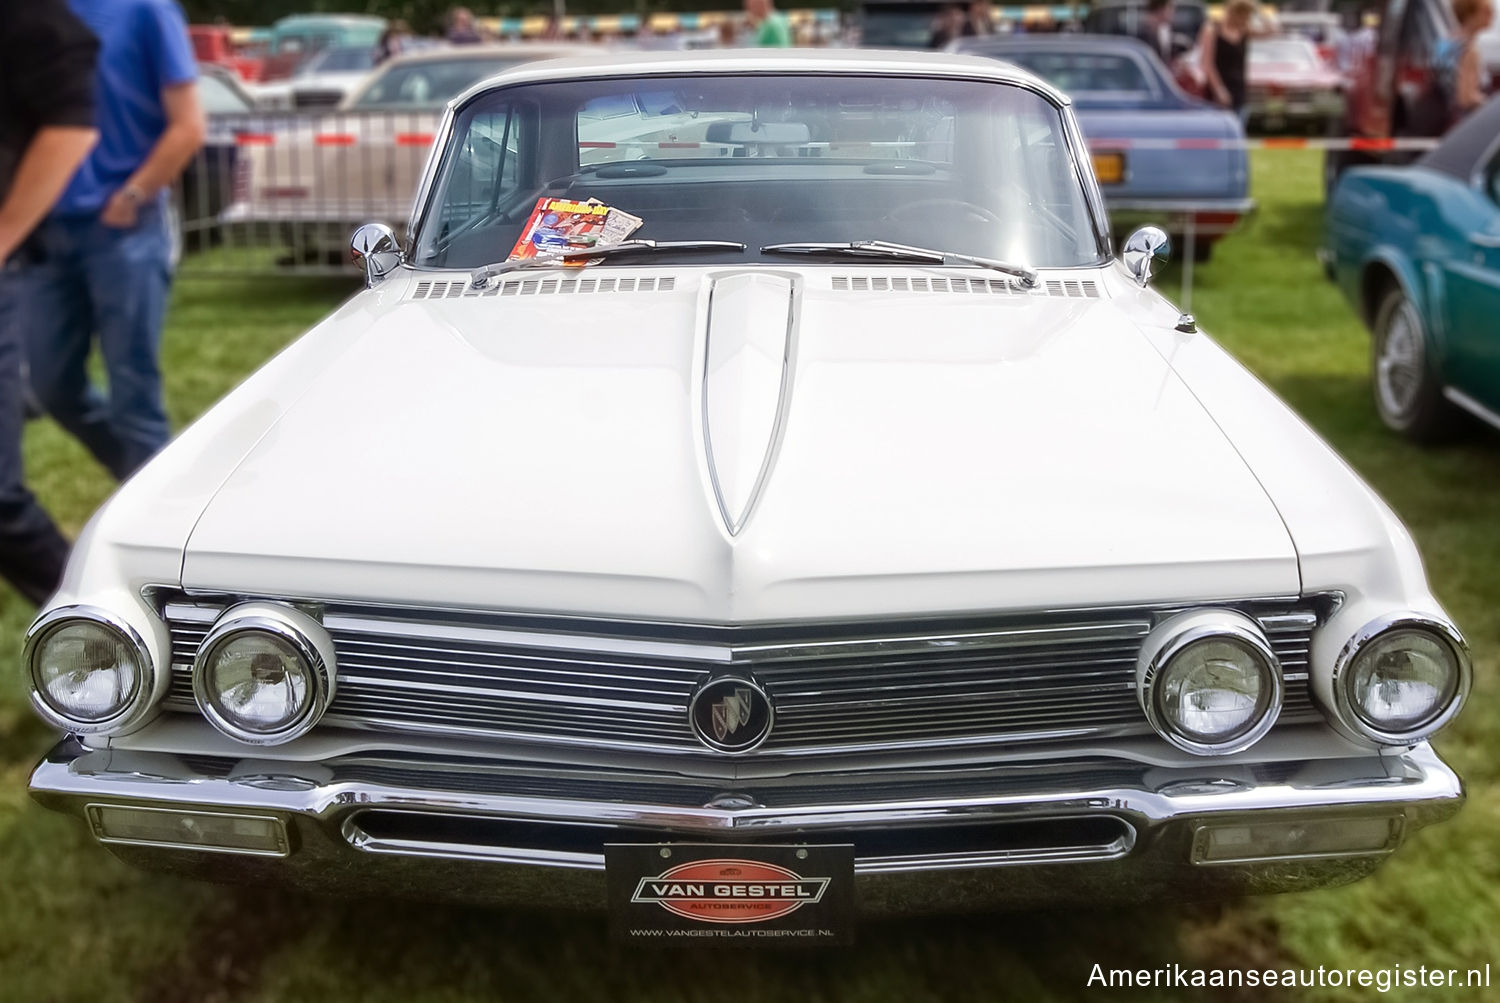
606,842,855,945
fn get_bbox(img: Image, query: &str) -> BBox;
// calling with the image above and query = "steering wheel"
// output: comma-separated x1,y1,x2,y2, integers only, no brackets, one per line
884,199,1002,225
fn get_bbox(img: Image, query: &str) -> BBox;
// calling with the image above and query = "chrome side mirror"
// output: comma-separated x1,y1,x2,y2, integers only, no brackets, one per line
350,223,402,287
1122,226,1171,287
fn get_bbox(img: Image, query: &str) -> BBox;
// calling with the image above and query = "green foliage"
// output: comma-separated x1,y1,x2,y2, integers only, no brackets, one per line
179,0,748,30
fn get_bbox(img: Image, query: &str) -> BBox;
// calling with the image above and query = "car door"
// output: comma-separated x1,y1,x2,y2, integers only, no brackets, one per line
1440,144,1500,413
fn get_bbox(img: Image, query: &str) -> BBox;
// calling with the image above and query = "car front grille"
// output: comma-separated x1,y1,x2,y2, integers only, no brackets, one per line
157,594,1330,757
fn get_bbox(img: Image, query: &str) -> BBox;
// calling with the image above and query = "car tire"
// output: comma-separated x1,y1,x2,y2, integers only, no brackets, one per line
1371,287,1455,442
1191,239,1214,264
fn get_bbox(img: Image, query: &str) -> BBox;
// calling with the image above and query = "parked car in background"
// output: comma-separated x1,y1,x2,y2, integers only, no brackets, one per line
175,65,266,257
1325,98,1500,441
27,51,1470,926
954,34,1250,260
1276,11,1346,60
259,13,387,82
190,24,265,83
1245,35,1345,133
224,46,590,265
1328,0,1456,191
254,45,379,111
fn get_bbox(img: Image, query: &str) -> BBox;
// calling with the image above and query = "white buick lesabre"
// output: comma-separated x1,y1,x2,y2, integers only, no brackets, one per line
25,50,1469,932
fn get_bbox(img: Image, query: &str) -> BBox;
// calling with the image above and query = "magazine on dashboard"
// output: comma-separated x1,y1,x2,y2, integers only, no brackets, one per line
507,197,643,263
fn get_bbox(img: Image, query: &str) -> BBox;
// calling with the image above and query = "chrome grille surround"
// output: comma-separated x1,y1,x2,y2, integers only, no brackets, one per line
154,591,1334,757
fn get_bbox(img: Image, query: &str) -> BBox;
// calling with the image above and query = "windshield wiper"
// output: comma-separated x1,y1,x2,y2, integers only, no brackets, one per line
470,239,746,289
760,240,1039,288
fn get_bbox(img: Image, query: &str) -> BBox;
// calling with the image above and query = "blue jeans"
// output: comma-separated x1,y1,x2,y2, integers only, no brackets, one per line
8,209,172,480
0,261,70,604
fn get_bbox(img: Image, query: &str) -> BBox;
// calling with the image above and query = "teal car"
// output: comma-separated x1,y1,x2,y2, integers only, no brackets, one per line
1325,97,1500,441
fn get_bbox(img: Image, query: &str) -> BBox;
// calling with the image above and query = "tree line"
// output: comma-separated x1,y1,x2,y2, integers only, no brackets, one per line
180,0,752,33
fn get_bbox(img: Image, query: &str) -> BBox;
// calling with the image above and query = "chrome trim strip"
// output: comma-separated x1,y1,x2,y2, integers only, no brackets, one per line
1443,386,1500,433
152,586,1322,636
699,272,799,537
342,818,603,870
338,819,1138,874
855,837,1135,874
25,605,159,736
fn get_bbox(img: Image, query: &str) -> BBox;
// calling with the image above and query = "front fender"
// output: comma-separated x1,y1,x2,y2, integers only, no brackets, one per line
1358,247,1445,362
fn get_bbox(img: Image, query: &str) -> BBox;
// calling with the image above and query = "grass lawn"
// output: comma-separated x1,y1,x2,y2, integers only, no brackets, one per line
2,150,1497,1003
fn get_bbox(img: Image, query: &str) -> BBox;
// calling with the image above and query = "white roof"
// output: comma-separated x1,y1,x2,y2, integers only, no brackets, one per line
448,47,1068,111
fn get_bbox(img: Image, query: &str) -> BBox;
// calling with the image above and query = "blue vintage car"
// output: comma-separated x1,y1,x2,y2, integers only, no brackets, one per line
1325,98,1500,441
952,33,1250,261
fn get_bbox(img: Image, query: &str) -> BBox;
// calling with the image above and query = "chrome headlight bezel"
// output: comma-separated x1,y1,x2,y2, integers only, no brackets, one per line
1331,613,1470,746
1138,610,1284,756
191,602,336,746
25,605,158,735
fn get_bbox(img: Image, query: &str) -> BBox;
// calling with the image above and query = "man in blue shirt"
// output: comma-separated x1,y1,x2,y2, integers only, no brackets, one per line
7,0,204,480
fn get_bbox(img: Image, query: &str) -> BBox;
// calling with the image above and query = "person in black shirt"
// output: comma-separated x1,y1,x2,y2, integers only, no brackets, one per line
1199,0,1278,119
0,0,99,604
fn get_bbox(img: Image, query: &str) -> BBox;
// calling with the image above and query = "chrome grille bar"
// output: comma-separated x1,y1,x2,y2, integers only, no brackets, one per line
158,595,1328,756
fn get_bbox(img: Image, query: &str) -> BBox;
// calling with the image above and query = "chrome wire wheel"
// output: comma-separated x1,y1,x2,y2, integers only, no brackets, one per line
1375,297,1425,424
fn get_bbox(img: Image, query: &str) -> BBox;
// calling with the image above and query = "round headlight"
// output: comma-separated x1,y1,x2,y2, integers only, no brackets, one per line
1138,611,1282,756
193,603,335,745
25,607,156,734
1334,615,1469,745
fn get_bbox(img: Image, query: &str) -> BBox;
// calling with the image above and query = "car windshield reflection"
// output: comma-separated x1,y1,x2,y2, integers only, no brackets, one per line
414,73,1104,269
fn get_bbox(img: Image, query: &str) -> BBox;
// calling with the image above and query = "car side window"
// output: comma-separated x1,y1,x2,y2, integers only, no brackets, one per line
1486,150,1500,209
432,104,522,241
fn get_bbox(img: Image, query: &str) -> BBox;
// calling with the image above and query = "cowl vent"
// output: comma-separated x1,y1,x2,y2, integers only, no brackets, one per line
830,275,1100,298
409,275,677,300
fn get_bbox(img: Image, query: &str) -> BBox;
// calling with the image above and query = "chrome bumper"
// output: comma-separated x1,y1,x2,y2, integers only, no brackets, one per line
30,740,1463,913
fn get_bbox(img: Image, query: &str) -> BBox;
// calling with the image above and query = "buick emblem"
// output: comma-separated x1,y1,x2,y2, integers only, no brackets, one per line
689,676,773,754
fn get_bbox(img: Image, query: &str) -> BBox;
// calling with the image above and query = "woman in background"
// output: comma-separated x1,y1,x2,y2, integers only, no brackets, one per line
1436,0,1494,123
1199,0,1278,122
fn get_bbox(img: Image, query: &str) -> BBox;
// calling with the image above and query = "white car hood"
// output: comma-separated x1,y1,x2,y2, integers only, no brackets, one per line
179,269,1298,621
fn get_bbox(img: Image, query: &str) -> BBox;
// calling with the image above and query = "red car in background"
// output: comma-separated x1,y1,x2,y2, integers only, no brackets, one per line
190,25,266,83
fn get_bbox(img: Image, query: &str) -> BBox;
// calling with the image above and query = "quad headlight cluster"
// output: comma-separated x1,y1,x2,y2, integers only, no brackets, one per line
1138,607,1470,755
1137,610,1283,755
26,600,335,745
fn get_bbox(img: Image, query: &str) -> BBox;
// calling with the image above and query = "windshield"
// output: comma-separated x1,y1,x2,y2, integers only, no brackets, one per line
354,57,532,108
994,51,1155,99
415,74,1103,270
